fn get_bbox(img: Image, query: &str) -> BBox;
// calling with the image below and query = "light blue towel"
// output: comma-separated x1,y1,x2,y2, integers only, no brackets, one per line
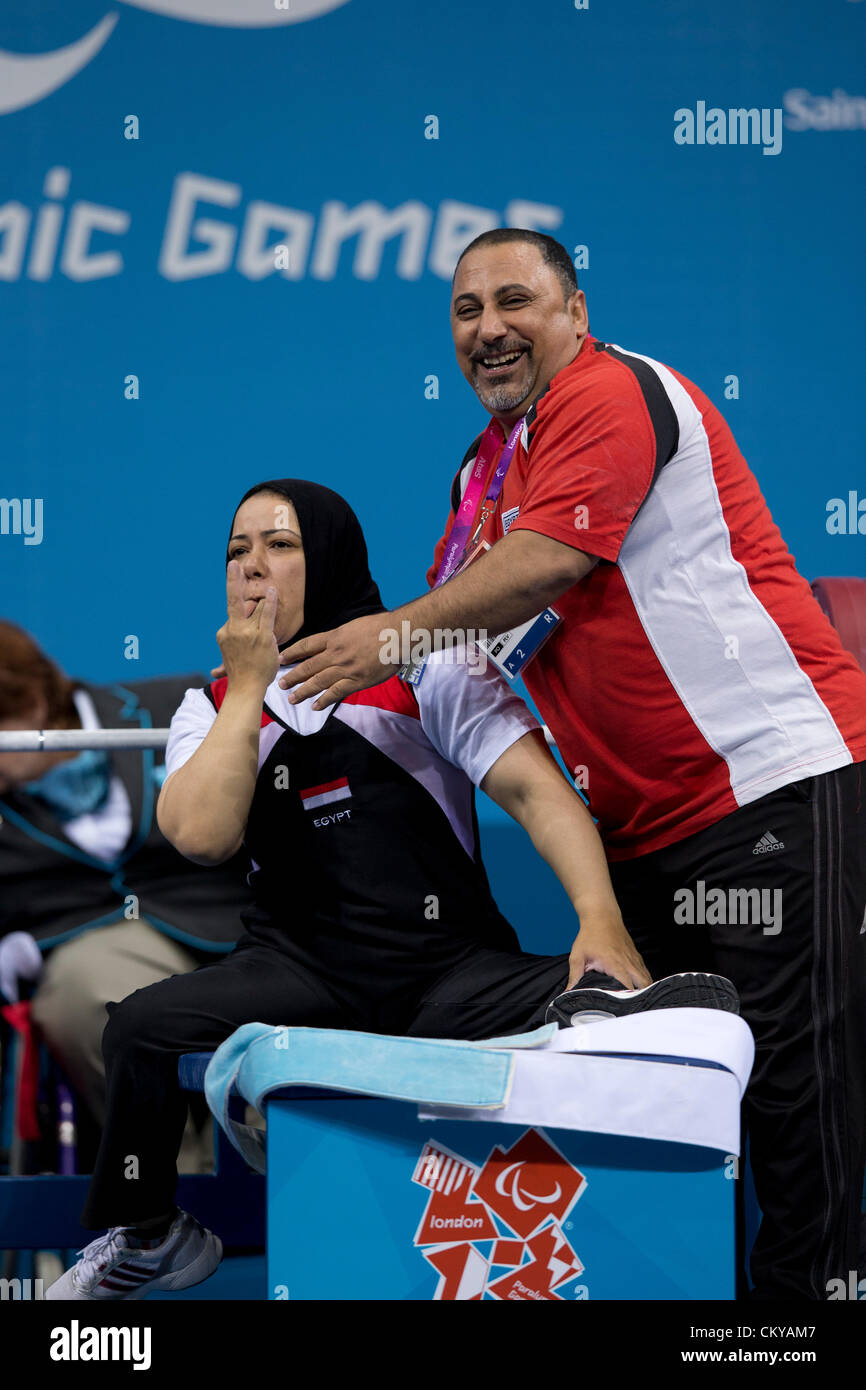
204,1021,558,1173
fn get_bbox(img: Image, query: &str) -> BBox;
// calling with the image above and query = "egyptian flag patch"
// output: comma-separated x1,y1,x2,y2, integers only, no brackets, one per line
299,777,352,812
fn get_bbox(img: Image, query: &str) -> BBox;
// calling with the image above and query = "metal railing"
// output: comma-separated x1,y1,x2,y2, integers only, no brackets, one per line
0,725,558,753
0,729,171,752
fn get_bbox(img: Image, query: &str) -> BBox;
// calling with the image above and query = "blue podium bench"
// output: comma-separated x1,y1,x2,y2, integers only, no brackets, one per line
194,1015,754,1301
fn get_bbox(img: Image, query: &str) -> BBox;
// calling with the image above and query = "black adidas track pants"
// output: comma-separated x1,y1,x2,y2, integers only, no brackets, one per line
609,761,866,1300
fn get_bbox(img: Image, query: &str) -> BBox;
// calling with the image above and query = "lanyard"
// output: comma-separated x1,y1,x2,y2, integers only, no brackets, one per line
433,416,524,588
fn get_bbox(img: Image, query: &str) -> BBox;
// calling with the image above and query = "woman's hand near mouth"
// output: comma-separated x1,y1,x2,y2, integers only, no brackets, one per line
157,563,279,865
216,561,280,695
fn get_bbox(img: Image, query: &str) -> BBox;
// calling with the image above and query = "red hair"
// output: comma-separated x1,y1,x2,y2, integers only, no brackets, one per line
0,621,77,725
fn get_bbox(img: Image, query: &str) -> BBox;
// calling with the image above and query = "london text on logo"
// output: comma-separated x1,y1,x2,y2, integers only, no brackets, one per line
411,1129,587,1300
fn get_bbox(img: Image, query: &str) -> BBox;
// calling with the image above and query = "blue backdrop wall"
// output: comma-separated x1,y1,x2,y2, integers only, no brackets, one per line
1,1,864,934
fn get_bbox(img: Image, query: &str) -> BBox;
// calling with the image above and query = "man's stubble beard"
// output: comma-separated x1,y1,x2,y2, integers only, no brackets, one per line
470,352,537,416
476,383,530,413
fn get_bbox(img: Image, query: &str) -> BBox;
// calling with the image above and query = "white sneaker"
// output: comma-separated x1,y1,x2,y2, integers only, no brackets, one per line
45,1209,222,1300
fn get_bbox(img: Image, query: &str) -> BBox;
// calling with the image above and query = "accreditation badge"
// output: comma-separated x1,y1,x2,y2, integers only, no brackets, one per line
452,539,562,679
398,534,562,685
479,607,562,680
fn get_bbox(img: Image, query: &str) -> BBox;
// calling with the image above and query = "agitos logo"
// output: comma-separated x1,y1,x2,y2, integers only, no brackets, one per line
411,1128,587,1300
0,2,352,117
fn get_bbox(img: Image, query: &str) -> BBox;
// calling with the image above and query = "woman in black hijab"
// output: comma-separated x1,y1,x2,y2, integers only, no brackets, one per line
47,477,726,1301
227,478,386,643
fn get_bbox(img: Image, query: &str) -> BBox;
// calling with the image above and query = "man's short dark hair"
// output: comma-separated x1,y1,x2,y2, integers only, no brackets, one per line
453,229,579,305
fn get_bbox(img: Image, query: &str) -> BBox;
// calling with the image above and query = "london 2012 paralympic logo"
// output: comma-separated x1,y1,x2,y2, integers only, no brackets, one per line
0,1,352,117
411,1128,588,1300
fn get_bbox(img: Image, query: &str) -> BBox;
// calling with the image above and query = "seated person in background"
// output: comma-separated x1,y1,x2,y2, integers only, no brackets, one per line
47,477,735,1300
0,621,253,1164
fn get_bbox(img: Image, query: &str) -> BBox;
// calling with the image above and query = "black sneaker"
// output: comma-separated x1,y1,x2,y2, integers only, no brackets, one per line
546,970,740,1028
